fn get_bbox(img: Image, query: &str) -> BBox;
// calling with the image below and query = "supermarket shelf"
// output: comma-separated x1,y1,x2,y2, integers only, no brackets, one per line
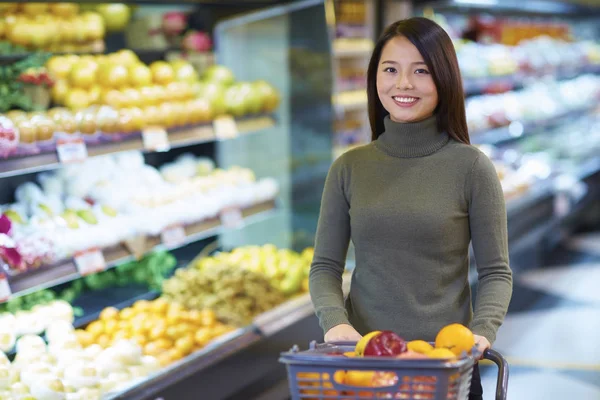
105,325,262,400
470,104,599,146
332,39,374,58
416,0,600,16
332,90,368,113
2,199,278,304
0,115,276,179
463,64,600,96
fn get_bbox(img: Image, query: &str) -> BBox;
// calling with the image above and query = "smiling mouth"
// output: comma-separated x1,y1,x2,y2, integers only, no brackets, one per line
392,96,419,104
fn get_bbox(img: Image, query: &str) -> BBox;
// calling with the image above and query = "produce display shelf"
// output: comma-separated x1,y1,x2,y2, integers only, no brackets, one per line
1,199,278,304
0,114,276,179
332,39,374,58
416,0,600,16
332,90,368,113
105,325,262,400
102,272,353,400
470,104,600,146
463,64,600,96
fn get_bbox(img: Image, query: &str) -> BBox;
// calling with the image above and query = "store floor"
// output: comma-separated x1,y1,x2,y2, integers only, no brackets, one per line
480,231,600,400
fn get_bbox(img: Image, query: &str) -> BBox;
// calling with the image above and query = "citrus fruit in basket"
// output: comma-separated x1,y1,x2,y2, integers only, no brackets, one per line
428,348,457,359
434,323,475,356
407,340,434,355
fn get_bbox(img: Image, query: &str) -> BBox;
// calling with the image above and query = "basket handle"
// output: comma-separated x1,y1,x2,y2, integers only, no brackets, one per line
483,349,509,400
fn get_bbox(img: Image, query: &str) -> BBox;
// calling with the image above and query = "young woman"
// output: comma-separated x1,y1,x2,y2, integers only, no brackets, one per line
309,17,513,400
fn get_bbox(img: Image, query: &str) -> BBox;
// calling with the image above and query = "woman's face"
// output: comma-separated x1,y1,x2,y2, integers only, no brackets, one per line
376,36,438,123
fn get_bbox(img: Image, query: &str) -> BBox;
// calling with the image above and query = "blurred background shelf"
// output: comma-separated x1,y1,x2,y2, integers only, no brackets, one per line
2,200,277,304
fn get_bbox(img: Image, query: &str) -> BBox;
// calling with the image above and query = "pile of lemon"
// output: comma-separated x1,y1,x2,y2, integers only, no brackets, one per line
75,298,236,367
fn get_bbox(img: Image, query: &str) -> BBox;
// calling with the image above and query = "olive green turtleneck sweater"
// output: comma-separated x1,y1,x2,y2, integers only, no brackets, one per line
309,115,513,343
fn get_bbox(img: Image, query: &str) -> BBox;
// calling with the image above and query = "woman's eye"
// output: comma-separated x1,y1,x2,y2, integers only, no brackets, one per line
415,68,430,74
383,67,397,73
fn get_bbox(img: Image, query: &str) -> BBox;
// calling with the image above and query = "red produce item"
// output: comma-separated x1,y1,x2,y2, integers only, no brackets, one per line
364,331,407,357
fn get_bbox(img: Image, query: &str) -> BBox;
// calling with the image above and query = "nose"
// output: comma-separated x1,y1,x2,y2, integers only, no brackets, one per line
395,71,414,90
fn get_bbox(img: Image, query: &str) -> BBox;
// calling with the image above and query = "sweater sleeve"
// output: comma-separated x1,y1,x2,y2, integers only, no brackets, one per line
468,153,513,344
309,156,352,334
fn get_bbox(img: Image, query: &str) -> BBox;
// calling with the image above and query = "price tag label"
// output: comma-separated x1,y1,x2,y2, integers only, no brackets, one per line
123,235,147,260
220,207,244,229
554,192,571,218
213,116,239,140
74,248,106,276
0,273,11,303
57,136,88,163
161,225,186,247
142,126,170,152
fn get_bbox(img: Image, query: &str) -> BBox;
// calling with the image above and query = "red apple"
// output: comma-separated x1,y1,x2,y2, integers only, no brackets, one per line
363,331,407,357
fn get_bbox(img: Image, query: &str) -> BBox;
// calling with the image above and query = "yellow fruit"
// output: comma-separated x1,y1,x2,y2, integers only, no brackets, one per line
88,85,102,104
407,340,434,355
101,88,125,109
75,329,94,347
47,57,73,80
68,62,97,89
85,320,104,337
133,299,152,313
428,348,457,359
194,328,212,346
156,352,173,367
64,88,90,111
128,63,152,87
435,324,475,356
113,49,139,67
154,338,173,351
22,3,49,16
97,63,128,88
104,319,118,335
175,335,195,356
149,61,174,85
149,324,167,341
50,3,80,18
51,80,70,104
97,334,111,348
144,342,163,357
119,307,136,320
132,334,148,347
112,330,130,342
151,298,170,314
200,309,216,327
99,307,119,321
355,331,381,357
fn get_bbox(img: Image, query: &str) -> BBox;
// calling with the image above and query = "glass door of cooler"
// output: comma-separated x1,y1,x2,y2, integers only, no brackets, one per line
214,0,334,252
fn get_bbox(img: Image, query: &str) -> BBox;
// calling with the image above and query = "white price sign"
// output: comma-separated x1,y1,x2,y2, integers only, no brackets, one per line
213,116,239,140
0,273,11,302
161,225,186,247
74,248,106,276
142,126,170,152
220,207,244,229
57,136,88,163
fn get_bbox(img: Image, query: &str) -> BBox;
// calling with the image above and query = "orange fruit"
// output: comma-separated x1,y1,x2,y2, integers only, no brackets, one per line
103,319,118,335
428,348,457,359
64,88,90,111
407,340,434,355
435,324,475,356
344,370,375,387
51,80,70,104
355,331,381,357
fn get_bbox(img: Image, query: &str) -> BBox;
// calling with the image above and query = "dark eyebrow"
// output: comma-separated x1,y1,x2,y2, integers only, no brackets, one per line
380,60,427,66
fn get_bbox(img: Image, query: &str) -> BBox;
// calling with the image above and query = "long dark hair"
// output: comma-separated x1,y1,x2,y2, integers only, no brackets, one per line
367,17,470,144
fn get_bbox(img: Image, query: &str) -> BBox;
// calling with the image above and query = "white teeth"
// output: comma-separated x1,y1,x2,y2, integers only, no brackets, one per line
393,96,418,103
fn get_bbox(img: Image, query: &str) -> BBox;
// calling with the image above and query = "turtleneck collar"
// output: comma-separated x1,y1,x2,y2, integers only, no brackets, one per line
374,115,450,158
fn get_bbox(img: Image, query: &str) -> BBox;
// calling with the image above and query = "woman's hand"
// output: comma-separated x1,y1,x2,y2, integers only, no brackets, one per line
474,334,491,359
324,324,363,343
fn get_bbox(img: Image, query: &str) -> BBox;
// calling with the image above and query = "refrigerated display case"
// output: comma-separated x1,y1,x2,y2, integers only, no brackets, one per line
0,1,338,399
406,0,600,268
